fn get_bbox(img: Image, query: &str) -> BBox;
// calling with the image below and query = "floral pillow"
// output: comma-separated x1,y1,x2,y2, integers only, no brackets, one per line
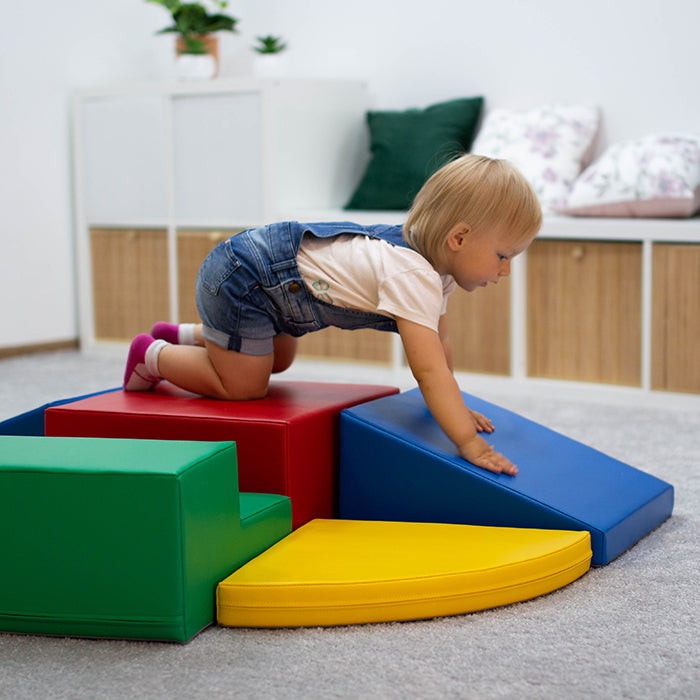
471,104,600,212
556,134,700,218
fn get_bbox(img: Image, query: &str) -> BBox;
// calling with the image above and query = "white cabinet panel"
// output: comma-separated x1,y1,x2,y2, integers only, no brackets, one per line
81,96,169,221
172,93,264,222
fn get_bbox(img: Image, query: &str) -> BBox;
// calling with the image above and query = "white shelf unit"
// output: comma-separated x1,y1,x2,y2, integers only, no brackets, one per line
71,80,700,405
71,78,370,351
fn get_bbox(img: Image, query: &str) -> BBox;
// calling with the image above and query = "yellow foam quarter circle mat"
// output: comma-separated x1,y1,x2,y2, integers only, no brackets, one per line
217,519,592,628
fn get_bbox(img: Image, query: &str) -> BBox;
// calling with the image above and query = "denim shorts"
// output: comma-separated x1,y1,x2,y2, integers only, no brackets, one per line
195,223,400,355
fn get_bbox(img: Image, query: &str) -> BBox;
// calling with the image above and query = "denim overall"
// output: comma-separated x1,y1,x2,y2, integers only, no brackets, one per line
195,221,412,354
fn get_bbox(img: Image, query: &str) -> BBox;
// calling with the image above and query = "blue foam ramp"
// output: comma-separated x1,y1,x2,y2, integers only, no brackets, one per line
0,389,120,436
339,389,673,565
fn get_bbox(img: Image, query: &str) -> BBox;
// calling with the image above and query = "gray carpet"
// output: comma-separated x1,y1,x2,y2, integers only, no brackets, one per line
0,350,698,699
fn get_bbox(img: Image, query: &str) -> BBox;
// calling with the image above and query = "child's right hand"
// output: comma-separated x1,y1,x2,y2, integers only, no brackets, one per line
459,434,518,476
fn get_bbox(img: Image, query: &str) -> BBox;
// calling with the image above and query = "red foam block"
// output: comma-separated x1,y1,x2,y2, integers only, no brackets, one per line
45,381,398,528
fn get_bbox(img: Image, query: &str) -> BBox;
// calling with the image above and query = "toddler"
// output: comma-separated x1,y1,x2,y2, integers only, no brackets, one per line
123,154,542,475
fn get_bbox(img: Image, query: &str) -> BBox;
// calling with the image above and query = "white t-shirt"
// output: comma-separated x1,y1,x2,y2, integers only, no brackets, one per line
296,233,456,332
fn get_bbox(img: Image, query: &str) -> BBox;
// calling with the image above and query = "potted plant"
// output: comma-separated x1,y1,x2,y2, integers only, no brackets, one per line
146,0,239,79
252,35,289,77
253,35,288,55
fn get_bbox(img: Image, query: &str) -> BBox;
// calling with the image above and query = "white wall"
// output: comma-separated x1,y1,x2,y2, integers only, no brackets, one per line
0,0,174,349
242,0,700,147
2,0,698,349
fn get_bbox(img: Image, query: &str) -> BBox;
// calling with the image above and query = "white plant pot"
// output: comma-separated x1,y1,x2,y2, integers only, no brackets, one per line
176,53,218,81
253,54,288,78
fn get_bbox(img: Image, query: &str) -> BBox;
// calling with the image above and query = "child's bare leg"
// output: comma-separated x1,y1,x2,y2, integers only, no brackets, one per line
158,342,273,400
126,330,292,397
271,334,297,373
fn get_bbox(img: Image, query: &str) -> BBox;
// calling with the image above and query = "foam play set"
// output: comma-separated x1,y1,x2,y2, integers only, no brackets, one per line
339,389,674,566
0,388,119,436
44,381,399,528
216,519,592,628
0,435,291,641
0,380,673,640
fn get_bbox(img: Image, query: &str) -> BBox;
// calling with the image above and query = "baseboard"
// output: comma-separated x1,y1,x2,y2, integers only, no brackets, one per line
0,339,79,360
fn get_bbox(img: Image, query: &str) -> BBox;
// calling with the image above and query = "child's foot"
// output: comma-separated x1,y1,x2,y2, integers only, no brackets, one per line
123,334,162,391
150,322,180,344
150,321,197,345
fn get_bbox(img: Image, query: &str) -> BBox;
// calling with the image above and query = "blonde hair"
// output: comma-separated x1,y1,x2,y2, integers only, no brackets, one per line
404,154,542,267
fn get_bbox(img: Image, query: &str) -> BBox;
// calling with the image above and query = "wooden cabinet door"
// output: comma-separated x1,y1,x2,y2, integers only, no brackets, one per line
527,239,642,386
297,328,394,365
90,228,170,341
652,243,700,393
446,280,511,375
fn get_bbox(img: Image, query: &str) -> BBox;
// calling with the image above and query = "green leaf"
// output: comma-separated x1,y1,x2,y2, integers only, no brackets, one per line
254,35,287,54
145,0,181,11
146,1,238,37
203,13,238,33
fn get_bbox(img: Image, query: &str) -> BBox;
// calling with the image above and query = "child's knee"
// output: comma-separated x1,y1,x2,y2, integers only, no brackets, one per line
271,335,297,373
217,385,267,401
221,374,270,400
206,342,273,400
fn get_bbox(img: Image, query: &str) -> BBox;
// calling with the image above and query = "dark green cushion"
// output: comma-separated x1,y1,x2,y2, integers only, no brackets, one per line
346,96,484,211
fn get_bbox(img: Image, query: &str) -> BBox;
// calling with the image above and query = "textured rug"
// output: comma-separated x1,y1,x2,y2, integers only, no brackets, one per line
0,350,698,699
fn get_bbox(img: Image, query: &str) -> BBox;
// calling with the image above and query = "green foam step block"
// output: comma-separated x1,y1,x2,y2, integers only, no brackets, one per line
0,436,291,642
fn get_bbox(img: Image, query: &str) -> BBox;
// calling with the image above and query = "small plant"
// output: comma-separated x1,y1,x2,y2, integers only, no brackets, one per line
253,35,288,55
146,0,239,54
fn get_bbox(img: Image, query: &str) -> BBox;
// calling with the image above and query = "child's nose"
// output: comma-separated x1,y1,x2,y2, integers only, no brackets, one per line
499,259,511,276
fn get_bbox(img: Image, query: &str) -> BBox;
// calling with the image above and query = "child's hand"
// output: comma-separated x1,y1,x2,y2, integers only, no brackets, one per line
469,409,494,433
459,434,518,476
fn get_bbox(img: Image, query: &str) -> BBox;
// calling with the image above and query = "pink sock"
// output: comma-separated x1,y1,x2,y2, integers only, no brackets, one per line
151,322,196,345
150,322,179,344
123,334,162,391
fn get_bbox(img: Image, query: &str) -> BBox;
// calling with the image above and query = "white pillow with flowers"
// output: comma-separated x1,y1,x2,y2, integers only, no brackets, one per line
471,104,600,212
556,134,700,218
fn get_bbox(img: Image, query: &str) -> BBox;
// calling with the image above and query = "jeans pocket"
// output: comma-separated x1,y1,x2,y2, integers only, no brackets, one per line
198,238,241,296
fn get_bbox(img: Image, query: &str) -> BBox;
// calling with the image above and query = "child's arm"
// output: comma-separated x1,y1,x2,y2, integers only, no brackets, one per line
437,315,454,372
438,314,494,434
397,318,518,476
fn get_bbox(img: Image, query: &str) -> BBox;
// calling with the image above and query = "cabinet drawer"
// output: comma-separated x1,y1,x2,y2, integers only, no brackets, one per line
527,239,642,386
652,243,700,393
446,279,510,375
90,228,170,341
297,328,394,365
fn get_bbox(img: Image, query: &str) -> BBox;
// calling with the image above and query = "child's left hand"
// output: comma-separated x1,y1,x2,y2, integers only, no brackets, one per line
469,409,494,433
459,434,518,476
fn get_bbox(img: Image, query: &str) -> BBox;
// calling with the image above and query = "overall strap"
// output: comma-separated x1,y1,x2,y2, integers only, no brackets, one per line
299,221,411,250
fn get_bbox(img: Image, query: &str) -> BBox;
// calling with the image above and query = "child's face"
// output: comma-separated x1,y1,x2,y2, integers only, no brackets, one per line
443,222,533,292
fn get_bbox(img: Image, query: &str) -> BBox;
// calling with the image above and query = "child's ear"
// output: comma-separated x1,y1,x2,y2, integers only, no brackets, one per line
446,223,472,251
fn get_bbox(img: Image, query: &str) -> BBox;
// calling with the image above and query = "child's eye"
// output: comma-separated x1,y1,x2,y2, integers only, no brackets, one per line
498,253,508,261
